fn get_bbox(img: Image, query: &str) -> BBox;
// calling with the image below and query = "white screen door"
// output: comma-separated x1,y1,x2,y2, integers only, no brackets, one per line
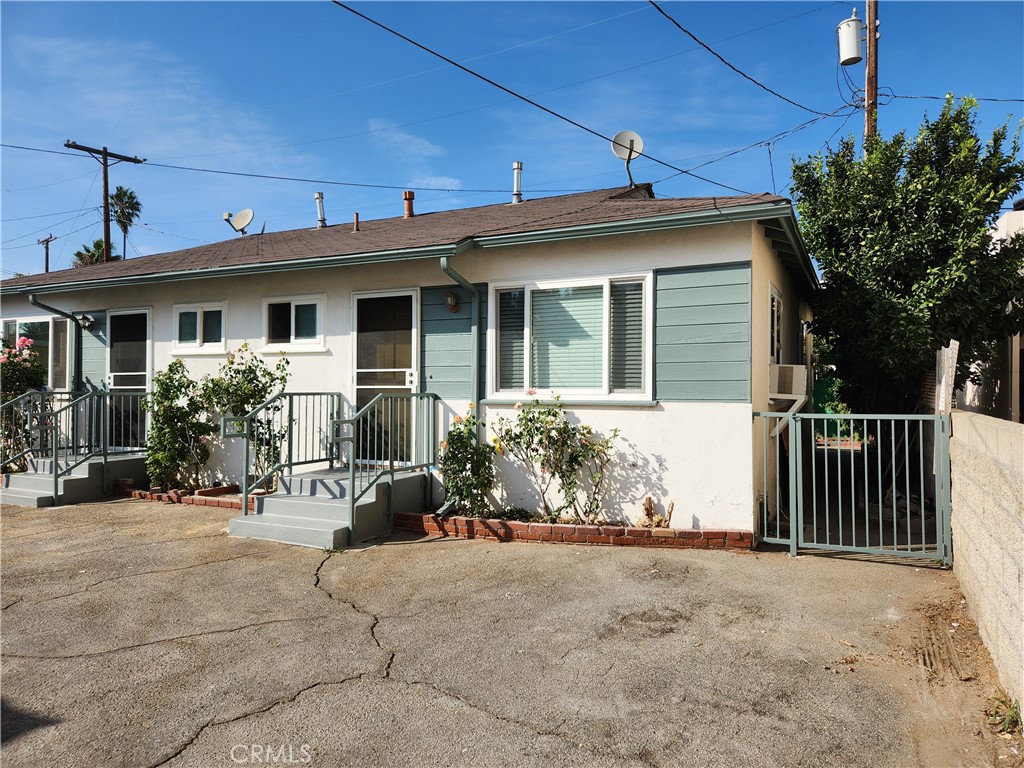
353,293,418,464
108,310,149,449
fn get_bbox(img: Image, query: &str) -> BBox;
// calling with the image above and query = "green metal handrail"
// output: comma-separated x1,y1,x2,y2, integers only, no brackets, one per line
221,392,343,518
335,392,438,543
2,389,144,504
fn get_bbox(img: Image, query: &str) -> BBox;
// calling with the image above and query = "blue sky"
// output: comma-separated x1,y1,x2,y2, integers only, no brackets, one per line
2,1,1022,276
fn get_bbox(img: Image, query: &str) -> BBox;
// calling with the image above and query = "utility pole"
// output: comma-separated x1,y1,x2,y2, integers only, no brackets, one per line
38,233,55,273
864,0,879,141
63,141,146,263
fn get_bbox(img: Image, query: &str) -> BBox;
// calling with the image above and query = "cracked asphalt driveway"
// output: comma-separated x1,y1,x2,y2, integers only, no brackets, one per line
0,499,1001,767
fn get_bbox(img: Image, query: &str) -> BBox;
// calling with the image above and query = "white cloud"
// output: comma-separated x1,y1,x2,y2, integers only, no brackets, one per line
368,119,446,162
409,175,462,191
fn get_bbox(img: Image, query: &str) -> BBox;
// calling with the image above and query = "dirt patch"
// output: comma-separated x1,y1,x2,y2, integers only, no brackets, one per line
883,584,1023,767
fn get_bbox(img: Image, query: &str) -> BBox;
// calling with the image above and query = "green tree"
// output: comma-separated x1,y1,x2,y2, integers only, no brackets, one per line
109,185,142,258
791,97,1024,413
72,238,122,268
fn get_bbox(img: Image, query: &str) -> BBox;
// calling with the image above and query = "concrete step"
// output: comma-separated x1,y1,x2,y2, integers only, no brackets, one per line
229,514,350,549
277,474,350,499
0,487,55,508
1,455,147,505
256,494,355,521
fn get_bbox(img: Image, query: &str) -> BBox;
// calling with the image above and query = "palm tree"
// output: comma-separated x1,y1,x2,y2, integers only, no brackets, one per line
109,186,142,258
73,239,122,268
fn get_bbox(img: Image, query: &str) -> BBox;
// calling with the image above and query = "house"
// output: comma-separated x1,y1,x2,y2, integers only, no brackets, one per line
0,183,817,538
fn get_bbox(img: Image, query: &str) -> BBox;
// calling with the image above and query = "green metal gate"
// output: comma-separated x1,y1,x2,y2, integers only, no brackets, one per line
754,412,952,566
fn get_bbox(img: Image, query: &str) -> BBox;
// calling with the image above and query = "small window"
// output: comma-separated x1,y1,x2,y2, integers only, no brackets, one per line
263,296,324,348
173,303,225,352
492,276,649,399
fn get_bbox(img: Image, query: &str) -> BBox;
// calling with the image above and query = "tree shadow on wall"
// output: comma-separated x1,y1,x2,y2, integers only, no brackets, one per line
600,434,670,525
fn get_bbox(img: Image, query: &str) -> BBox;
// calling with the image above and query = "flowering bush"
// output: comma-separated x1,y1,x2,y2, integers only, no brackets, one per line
437,404,495,516
0,336,46,402
495,397,618,524
144,359,218,490
201,344,290,491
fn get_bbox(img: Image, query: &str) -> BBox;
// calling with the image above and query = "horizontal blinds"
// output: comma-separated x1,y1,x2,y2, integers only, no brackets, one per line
610,282,643,391
531,286,602,389
498,290,524,390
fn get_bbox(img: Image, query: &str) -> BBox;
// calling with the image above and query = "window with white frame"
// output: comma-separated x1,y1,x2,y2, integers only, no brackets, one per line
491,275,649,398
769,285,783,364
173,303,224,351
2,316,71,390
263,295,324,348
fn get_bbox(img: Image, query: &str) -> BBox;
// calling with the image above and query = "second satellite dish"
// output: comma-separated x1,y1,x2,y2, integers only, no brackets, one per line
611,130,644,161
223,208,255,236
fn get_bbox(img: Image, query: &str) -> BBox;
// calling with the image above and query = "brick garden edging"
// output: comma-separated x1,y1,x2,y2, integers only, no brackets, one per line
131,485,255,511
394,512,753,550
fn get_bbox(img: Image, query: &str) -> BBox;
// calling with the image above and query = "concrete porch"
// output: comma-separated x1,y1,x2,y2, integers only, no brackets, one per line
228,467,430,549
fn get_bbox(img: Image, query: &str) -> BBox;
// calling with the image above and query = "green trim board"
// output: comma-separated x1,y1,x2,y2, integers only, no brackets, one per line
655,263,751,402
420,284,487,400
81,311,107,391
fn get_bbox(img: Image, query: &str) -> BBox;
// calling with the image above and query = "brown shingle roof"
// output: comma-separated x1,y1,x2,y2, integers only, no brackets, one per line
1,185,789,292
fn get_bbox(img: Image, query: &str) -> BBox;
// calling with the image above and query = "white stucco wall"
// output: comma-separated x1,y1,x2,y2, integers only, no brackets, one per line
431,399,755,530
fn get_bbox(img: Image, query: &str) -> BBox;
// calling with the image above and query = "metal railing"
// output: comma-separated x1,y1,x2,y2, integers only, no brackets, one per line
755,412,951,565
221,392,343,516
335,393,438,540
1,389,147,502
222,391,438,542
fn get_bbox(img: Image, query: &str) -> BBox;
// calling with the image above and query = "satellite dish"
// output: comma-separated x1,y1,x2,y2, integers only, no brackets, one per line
233,208,254,233
611,130,644,161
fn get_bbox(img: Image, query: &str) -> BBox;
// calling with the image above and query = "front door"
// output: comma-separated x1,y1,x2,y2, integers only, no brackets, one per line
108,310,149,450
353,292,418,463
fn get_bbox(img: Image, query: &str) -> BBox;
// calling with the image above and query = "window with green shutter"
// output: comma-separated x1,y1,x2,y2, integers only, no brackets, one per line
492,275,649,399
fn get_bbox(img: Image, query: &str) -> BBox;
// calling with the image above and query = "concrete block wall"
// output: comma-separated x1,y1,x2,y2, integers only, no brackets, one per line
950,411,1024,703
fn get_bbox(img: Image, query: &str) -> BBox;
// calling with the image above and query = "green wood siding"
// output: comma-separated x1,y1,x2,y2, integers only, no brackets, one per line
655,264,751,402
420,285,487,400
80,312,107,391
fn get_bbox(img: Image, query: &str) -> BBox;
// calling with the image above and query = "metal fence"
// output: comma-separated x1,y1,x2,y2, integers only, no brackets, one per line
755,412,951,565
1,389,148,501
223,391,438,531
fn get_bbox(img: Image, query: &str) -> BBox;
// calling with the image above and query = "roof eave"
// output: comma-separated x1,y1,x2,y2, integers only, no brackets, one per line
472,200,794,248
4,242,460,296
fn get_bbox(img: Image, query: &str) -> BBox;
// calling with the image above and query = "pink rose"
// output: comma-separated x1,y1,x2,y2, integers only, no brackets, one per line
0,356,7,364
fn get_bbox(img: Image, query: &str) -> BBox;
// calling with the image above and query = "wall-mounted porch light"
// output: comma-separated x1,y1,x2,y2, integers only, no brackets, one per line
444,290,459,314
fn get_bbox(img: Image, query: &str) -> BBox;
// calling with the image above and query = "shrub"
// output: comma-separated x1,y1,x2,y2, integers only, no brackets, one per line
0,336,46,402
437,405,495,516
144,359,218,490
495,397,617,524
201,344,290,490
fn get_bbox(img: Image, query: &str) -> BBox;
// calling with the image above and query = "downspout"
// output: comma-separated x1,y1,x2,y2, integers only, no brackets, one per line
27,294,85,391
437,239,479,517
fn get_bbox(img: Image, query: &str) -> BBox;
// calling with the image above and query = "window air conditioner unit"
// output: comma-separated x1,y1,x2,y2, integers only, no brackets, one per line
769,364,807,398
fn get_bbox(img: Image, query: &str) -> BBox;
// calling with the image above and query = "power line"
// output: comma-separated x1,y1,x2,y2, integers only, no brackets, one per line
1,143,590,194
647,0,828,116
330,1,751,195
891,94,1024,104
1,207,99,223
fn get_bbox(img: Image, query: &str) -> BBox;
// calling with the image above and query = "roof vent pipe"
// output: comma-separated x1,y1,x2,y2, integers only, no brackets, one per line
403,190,415,218
353,212,360,232
314,191,327,228
512,161,523,204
